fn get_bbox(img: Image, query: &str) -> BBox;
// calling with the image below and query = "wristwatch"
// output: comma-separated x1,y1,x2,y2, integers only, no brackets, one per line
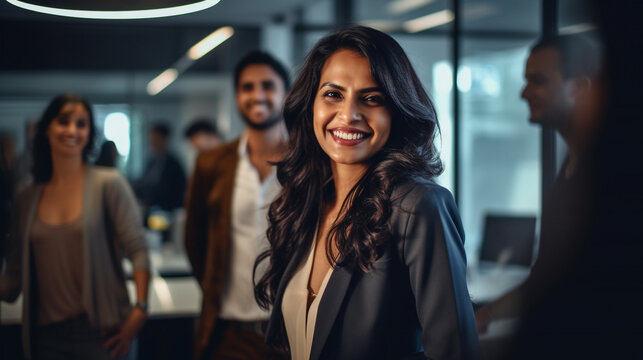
134,300,149,313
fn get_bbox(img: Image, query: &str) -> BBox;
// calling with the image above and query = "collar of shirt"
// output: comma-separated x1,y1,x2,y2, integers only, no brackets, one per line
237,131,249,157
237,131,278,182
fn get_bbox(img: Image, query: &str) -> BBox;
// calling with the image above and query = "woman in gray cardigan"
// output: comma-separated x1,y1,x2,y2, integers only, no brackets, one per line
0,94,150,359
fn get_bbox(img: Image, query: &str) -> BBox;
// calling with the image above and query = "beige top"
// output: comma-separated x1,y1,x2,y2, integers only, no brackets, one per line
31,216,85,325
282,234,333,360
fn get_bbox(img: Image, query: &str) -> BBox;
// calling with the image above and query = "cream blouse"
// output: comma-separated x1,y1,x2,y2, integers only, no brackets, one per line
281,235,333,360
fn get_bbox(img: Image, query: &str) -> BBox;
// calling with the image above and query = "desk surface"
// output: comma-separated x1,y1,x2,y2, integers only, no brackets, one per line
467,262,530,303
1,247,201,325
3,251,530,325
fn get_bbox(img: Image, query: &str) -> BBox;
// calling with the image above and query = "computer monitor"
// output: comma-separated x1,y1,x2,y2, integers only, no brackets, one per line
479,214,537,266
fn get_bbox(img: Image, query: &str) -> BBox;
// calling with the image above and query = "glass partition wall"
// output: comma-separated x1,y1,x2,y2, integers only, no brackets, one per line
352,0,454,191
457,0,541,262
350,0,542,262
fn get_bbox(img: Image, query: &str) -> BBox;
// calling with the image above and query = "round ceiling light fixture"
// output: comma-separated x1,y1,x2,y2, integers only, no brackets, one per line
6,0,221,20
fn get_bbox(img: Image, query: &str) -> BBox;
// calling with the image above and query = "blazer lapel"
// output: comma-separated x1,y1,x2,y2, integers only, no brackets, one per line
309,265,355,360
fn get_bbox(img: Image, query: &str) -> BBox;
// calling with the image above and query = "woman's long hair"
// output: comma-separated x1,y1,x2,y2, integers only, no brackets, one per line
255,26,443,346
32,93,96,183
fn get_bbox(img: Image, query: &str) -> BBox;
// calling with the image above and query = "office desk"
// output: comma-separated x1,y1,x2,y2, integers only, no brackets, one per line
1,248,201,325
467,262,531,304
4,257,530,323
0,247,201,359
467,262,530,350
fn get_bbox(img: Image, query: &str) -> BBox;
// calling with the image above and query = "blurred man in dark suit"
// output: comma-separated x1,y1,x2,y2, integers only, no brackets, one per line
506,2,643,358
134,123,186,213
475,34,603,340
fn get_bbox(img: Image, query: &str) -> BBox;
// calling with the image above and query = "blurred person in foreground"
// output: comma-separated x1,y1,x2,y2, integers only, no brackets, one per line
254,26,480,360
507,2,643,358
0,93,150,359
184,51,290,360
474,34,603,336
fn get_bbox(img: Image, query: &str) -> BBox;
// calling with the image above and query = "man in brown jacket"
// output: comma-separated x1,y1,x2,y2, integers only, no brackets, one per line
184,51,290,360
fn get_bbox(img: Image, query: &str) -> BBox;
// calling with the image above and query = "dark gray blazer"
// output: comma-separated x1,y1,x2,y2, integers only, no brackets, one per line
266,181,480,360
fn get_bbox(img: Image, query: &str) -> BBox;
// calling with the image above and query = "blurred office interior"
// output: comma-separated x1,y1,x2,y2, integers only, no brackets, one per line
0,0,603,359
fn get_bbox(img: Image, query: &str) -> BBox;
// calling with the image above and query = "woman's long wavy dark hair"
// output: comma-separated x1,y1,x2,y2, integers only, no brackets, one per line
254,26,443,347
32,93,96,183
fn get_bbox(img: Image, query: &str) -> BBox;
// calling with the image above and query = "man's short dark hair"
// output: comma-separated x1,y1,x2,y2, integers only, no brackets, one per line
234,50,291,91
184,119,219,138
531,34,602,80
151,123,170,139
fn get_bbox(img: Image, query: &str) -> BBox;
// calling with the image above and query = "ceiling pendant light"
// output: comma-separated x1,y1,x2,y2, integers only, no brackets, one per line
6,0,221,20
147,26,234,96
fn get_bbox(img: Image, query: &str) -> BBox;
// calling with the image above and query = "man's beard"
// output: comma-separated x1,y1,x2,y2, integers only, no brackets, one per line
240,112,282,131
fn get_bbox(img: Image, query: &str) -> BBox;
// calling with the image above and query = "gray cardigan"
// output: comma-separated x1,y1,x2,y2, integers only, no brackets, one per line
0,166,150,358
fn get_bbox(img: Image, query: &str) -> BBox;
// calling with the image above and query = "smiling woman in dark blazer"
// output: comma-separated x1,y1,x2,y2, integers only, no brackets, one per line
254,26,480,360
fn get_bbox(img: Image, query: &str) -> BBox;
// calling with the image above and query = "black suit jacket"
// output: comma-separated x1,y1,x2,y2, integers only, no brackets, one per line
135,152,186,211
266,181,481,360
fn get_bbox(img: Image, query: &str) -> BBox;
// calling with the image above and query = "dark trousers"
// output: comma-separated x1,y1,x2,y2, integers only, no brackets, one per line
206,320,288,360
33,315,137,360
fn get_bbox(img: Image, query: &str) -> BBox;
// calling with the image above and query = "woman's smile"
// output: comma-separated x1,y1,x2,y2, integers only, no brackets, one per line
329,127,371,145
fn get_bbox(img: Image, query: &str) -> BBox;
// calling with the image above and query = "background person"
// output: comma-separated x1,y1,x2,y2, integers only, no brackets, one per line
184,118,223,176
184,118,222,154
11,121,37,194
133,123,187,214
0,93,150,359
0,138,11,272
133,123,187,244
95,140,120,168
184,51,290,360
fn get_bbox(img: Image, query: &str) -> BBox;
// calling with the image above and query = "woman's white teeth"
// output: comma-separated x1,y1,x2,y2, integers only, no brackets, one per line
332,130,364,140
